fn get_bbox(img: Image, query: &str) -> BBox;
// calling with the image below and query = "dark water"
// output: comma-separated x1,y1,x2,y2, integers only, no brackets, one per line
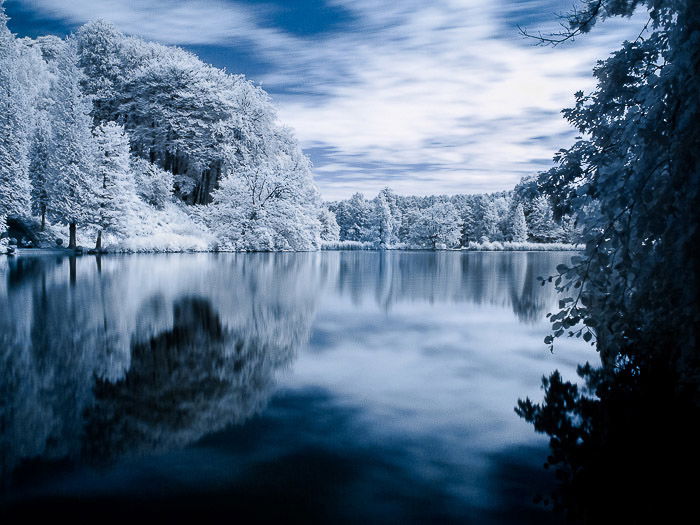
0,251,591,522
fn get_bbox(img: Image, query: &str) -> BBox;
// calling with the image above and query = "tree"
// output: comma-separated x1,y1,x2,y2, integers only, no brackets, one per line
376,187,401,246
516,1,700,521
459,197,481,244
92,122,137,250
480,196,501,241
318,208,340,242
29,117,52,230
398,200,420,243
559,213,581,244
44,41,96,249
527,196,562,242
117,40,278,205
370,188,401,247
130,157,173,209
408,201,461,249
527,0,700,369
508,203,528,242
331,192,373,242
74,20,126,123
0,3,32,223
208,128,322,251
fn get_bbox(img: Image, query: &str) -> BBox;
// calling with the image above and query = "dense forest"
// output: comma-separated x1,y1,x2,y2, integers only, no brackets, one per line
0,3,576,253
0,6,324,252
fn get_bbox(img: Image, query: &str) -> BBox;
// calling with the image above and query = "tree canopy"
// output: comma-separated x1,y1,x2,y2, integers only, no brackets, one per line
516,1,700,521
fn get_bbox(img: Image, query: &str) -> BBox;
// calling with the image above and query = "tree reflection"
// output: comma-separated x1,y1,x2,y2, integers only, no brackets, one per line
0,254,325,485
331,250,559,320
84,297,293,462
516,358,700,524
0,251,570,489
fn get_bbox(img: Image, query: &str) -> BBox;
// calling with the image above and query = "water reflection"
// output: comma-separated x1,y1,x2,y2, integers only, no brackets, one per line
0,251,582,521
1,254,326,482
84,297,286,463
327,251,552,321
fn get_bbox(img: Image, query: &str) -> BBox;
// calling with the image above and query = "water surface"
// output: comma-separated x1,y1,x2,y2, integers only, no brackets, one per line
0,251,591,522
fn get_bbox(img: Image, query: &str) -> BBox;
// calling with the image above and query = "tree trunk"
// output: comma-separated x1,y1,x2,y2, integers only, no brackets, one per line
69,222,77,249
40,206,46,231
95,230,102,252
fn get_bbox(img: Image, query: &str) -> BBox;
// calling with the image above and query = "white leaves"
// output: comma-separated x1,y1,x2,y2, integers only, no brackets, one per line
0,16,34,219
44,41,96,226
92,122,139,237
407,201,462,249
209,128,322,251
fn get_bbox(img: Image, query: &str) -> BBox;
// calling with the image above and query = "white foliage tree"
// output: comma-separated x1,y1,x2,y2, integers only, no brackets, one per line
130,157,173,209
92,122,138,250
333,192,373,242
527,195,563,242
480,197,500,241
509,203,528,242
29,116,52,230
318,208,340,242
371,187,401,247
74,20,125,123
44,40,96,248
408,201,462,249
209,128,322,251
0,5,32,223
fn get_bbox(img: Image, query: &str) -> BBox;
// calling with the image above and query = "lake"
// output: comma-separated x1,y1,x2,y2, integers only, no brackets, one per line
0,251,592,523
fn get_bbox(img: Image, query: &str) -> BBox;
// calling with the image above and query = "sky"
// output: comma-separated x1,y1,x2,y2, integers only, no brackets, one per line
4,0,646,200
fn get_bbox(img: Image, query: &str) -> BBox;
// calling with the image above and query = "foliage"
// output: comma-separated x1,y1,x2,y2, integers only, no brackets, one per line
517,0,700,521
92,122,138,239
318,207,340,242
329,188,565,248
130,157,173,209
0,9,327,251
527,196,563,243
509,203,528,242
0,6,33,220
534,0,699,370
407,201,461,249
44,39,96,229
208,128,322,251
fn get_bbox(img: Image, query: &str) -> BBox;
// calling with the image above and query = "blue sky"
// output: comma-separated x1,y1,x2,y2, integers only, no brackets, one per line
4,0,645,200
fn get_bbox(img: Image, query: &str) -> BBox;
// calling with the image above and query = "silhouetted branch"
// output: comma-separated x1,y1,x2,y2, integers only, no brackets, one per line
518,0,603,46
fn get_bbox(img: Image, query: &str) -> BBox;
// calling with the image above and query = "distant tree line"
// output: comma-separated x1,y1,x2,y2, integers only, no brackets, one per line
328,182,579,248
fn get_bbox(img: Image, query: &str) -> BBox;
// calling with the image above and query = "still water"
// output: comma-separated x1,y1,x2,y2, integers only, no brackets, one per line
0,251,591,522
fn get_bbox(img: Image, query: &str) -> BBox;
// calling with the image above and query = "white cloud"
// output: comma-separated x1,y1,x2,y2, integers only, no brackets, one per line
265,1,647,199
18,0,281,45
19,0,648,199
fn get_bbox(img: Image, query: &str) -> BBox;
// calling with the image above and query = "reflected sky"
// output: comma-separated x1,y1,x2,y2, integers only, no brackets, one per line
0,251,593,522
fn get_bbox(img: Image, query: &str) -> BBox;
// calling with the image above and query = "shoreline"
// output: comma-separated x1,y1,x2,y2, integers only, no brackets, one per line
4,243,582,257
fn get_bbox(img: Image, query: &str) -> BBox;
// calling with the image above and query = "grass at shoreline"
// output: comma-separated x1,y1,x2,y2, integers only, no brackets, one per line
4,241,580,256
321,240,581,251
